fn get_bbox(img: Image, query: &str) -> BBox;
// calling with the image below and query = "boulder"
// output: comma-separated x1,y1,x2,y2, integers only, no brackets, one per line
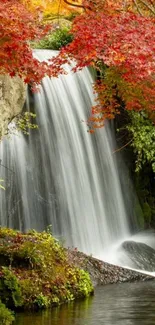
122,240,155,272
0,75,26,139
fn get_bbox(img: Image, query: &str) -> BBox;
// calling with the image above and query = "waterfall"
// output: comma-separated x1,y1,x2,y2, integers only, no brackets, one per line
0,50,134,258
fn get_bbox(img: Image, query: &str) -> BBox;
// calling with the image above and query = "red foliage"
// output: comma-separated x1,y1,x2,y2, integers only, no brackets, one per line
1,0,155,128
0,0,52,85
50,1,155,129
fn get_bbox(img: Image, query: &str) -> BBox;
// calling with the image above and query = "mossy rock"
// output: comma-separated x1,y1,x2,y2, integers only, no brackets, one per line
0,228,93,311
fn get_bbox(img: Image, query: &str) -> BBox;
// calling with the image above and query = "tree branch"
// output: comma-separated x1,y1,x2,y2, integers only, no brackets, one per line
133,0,143,15
113,139,133,154
63,0,85,9
138,0,155,15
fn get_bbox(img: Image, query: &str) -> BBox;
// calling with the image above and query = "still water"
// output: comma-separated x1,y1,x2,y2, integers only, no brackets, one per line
15,281,155,325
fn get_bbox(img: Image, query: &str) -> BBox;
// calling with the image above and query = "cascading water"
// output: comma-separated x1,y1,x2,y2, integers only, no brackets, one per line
0,50,138,259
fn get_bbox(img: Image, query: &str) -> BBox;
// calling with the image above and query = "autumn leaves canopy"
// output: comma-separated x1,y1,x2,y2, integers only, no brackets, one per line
0,0,155,126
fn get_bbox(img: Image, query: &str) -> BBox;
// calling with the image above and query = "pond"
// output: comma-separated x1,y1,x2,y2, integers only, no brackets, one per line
15,280,155,325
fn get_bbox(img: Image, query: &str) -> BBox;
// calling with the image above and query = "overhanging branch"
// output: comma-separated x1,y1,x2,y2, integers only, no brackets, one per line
63,0,85,9
137,0,155,15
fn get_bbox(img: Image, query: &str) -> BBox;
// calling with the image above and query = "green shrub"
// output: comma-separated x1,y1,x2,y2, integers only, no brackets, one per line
127,111,155,172
66,268,93,299
32,27,73,50
34,293,50,309
75,269,93,297
0,267,23,308
0,300,14,325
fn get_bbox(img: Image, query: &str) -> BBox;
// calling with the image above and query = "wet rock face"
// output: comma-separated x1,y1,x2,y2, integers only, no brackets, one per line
0,75,26,139
122,240,155,272
67,249,154,287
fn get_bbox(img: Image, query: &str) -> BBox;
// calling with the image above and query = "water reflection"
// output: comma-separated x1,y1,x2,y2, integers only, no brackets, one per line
16,281,155,325
15,297,93,325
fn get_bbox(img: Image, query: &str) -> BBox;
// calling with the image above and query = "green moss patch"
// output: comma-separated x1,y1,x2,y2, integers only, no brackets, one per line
0,228,93,313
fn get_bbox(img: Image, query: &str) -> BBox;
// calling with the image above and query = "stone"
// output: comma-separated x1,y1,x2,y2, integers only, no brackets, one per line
0,75,26,139
67,248,154,286
122,240,155,272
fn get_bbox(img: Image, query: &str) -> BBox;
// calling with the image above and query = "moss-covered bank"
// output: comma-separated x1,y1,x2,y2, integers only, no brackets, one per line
0,228,93,324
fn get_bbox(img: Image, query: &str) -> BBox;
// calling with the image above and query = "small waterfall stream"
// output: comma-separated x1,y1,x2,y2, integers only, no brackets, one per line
0,50,136,258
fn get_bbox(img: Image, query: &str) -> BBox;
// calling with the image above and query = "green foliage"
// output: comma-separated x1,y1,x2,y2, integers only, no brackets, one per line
16,112,38,135
0,228,93,311
127,111,155,172
0,300,14,325
34,293,50,309
67,268,93,298
0,267,23,308
32,27,73,50
0,227,18,238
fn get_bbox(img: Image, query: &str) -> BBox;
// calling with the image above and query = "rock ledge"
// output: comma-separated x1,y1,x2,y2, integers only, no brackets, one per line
67,249,154,286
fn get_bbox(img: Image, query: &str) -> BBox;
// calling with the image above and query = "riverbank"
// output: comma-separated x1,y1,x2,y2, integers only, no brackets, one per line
15,280,155,325
0,228,93,324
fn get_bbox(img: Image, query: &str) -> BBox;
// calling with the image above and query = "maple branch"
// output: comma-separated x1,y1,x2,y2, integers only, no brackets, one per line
138,0,155,15
63,0,85,9
113,139,133,154
133,0,143,15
